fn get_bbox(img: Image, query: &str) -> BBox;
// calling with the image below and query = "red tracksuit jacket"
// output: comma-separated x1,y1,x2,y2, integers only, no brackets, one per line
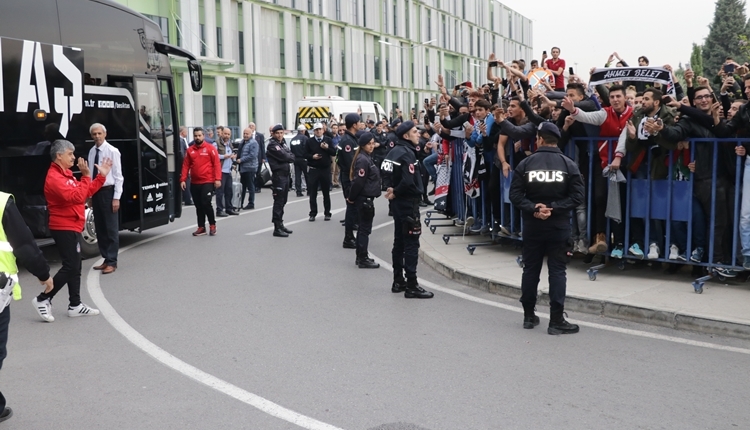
180,142,222,184
44,163,105,232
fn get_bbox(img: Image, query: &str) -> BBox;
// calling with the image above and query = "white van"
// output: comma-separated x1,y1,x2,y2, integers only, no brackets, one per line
295,96,389,129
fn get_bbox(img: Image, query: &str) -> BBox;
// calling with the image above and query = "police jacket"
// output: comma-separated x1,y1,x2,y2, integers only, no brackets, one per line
336,131,358,184
349,152,382,200
372,132,389,161
289,133,308,160
381,138,424,199
2,196,50,282
266,138,295,174
509,146,584,231
303,135,337,169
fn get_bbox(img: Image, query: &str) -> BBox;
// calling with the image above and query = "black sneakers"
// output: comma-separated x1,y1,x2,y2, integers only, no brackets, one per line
548,313,580,335
523,315,540,329
404,281,434,299
391,279,407,293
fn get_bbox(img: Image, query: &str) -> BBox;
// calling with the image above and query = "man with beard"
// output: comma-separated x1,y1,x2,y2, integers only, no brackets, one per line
181,128,222,236
610,88,677,259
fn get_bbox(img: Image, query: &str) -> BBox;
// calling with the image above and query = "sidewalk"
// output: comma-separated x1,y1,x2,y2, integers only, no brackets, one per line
419,221,750,340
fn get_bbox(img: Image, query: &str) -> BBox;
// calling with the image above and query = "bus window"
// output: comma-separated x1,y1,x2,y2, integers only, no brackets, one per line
160,79,175,155
135,78,165,149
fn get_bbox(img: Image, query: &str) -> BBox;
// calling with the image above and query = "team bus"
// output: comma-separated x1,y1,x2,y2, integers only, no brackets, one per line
0,0,202,257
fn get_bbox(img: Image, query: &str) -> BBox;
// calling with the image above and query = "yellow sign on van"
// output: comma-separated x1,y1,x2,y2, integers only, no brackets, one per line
298,106,331,129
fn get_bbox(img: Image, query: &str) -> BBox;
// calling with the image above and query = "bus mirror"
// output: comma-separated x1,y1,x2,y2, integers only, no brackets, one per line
188,60,203,91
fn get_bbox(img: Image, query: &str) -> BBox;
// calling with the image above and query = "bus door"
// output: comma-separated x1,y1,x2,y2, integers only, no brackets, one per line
133,75,170,230
158,77,181,220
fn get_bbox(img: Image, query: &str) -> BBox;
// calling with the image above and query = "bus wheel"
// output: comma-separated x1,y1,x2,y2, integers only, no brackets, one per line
79,207,99,259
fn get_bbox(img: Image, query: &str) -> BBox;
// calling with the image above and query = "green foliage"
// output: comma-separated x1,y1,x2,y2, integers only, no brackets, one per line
690,43,704,77
702,0,748,80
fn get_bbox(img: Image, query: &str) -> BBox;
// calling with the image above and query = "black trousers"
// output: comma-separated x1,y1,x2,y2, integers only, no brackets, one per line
92,186,119,267
239,170,256,208
356,197,375,256
191,182,216,227
391,198,421,281
489,165,502,225
272,173,290,224
216,172,234,212
294,159,308,193
520,230,570,315
308,166,332,217
38,230,82,307
0,305,8,411
341,178,357,237
696,177,730,263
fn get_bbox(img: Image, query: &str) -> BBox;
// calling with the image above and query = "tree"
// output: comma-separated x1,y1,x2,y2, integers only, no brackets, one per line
690,43,704,77
702,0,748,80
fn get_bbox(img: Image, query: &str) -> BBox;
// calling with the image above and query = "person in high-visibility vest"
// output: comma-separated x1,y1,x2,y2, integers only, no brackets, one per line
0,191,54,423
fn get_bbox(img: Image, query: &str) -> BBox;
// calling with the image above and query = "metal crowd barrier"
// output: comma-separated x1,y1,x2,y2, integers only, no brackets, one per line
425,133,749,293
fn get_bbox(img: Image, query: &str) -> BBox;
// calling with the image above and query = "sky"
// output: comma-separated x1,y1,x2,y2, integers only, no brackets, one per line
496,0,742,75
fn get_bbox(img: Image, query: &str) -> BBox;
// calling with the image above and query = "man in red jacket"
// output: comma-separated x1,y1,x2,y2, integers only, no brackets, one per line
32,140,112,322
181,127,222,236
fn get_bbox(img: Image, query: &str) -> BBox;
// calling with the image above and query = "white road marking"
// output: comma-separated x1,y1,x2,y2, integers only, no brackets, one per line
86,205,750,430
245,207,347,236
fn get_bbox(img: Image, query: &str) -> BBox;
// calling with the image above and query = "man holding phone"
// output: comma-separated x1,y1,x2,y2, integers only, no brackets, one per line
543,47,566,91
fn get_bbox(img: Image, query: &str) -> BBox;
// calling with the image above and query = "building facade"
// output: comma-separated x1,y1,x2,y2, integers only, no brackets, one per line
115,0,533,130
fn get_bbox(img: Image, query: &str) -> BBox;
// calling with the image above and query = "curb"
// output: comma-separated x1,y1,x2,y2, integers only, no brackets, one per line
419,249,750,341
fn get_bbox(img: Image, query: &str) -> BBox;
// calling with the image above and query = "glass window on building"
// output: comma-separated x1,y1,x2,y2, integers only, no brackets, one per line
239,31,245,65
319,46,323,73
469,26,473,56
176,19,182,47
329,46,333,79
341,51,346,81
404,2,409,39
386,58,390,82
382,2,388,33
280,40,286,69
308,0,313,13
203,96,216,127
178,94,184,125
427,9,431,40
297,42,302,72
442,15,446,48
393,3,397,35
363,0,367,27
143,15,169,43
227,96,239,127
216,27,223,57
309,44,314,73
335,0,341,20
200,24,206,56
352,0,358,25
281,98,287,125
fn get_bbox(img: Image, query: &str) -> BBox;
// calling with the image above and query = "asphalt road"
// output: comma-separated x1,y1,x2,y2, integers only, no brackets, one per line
4,188,750,430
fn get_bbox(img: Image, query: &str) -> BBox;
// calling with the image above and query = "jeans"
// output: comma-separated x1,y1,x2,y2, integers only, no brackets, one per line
240,170,256,208
91,186,119,267
424,152,438,182
216,172,234,212
38,230,82,307
671,197,707,254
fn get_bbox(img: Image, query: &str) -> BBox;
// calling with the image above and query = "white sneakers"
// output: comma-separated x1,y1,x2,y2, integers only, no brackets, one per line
648,243,660,260
668,244,680,260
67,303,100,318
32,297,100,321
32,297,54,322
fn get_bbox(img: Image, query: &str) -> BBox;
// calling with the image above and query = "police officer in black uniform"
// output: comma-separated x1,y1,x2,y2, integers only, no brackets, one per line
509,122,585,334
371,121,389,169
348,132,381,269
266,124,296,237
337,113,361,248
289,125,309,197
382,121,434,299
304,122,337,221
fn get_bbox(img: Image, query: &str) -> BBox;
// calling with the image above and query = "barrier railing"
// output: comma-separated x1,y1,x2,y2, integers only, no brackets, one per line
424,134,749,293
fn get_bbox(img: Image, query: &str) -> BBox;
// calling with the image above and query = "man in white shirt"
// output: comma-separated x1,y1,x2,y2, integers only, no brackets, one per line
87,123,124,274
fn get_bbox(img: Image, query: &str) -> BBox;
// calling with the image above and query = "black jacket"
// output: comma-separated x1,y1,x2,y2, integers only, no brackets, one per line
658,115,734,181
289,133,308,159
252,132,266,162
381,139,423,199
2,197,50,281
266,138,295,174
303,135,337,169
349,152,382,200
509,146,584,234
336,131,358,185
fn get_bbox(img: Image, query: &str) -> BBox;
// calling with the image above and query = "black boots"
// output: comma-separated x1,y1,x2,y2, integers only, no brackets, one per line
404,279,434,299
548,312,579,335
280,224,293,234
273,223,289,237
342,230,356,249
356,254,380,269
523,308,540,329
392,277,407,293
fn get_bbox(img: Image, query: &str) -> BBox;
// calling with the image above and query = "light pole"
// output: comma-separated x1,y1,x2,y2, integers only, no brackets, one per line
379,39,436,120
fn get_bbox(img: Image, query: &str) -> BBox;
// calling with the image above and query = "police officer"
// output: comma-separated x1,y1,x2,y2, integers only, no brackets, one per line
290,125,309,197
509,122,585,335
0,192,54,422
337,114,360,248
266,124,296,237
304,123,337,221
382,121,434,299
348,132,381,269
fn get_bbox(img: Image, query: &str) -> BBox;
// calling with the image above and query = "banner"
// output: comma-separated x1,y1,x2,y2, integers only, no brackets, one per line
589,66,676,98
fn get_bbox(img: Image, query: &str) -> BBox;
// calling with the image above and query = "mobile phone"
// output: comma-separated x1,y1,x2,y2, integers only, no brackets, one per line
685,62,691,70
711,92,718,103
568,67,574,75
724,63,736,74
463,121,471,129
543,50,547,55
489,61,499,67
424,98,429,104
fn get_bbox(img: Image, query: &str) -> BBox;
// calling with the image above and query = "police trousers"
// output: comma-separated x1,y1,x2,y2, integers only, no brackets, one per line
520,229,570,315
391,198,421,281
272,173,290,224
356,197,375,257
